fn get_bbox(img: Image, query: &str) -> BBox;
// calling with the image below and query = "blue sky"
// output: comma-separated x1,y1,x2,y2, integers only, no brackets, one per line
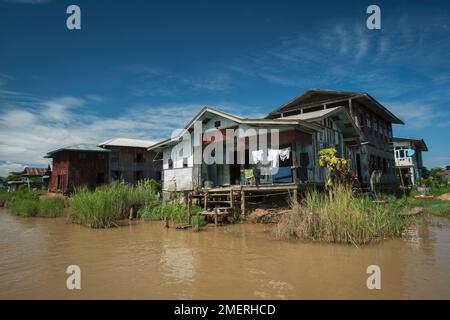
0,0,449,176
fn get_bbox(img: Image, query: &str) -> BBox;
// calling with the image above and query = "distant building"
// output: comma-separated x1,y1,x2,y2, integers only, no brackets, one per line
45,144,110,193
392,137,428,187
98,138,161,184
22,166,51,190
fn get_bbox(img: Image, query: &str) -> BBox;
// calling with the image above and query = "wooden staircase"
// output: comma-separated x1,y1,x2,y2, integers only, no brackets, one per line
190,189,241,225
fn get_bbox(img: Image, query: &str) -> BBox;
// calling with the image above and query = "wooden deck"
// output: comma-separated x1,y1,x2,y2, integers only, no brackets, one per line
188,183,298,225
206,182,297,192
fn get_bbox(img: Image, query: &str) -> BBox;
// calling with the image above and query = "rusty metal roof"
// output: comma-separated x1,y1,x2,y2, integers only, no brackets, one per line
22,167,47,176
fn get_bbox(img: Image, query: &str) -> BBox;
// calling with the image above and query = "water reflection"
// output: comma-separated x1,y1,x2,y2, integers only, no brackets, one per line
0,209,449,299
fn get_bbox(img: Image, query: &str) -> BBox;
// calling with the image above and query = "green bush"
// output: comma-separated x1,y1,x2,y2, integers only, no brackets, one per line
69,180,160,228
39,198,65,218
277,184,414,245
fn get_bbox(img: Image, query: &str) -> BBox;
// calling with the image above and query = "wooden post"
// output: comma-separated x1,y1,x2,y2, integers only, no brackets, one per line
204,193,208,210
164,216,169,228
187,193,192,224
129,206,134,220
240,189,246,217
229,189,234,211
292,143,299,204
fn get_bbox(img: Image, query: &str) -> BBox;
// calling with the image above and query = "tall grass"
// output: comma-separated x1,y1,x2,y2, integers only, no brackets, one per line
9,191,40,217
140,202,202,223
277,184,413,245
0,190,12,207
69,180,160,228
39,198,65,218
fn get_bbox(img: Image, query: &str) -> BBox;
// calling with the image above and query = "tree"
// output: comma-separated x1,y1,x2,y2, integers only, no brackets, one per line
3,171,23,186
429,167,445,185
318,148,358,192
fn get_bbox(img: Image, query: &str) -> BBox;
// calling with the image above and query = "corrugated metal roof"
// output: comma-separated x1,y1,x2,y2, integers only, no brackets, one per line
268,89,404,124
22,167,47,176
147,106,322,151
98,138,158,148
45,144,110,158
281,107,341,120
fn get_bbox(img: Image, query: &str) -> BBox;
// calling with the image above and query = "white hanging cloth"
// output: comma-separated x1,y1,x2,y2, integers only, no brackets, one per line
279,147,291,161
268,149,280,168
251,150,264,164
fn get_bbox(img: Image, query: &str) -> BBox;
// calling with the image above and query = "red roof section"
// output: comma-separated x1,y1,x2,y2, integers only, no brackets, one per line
23,167,47,176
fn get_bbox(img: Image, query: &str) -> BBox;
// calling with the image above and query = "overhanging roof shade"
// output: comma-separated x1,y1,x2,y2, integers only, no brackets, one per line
267,89,404,125
282,106,361,143
98,138,159,149
44,144,111,158
148,106,322,151
392,137,428,151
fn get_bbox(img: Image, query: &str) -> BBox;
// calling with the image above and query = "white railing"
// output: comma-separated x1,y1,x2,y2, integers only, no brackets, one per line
395,157,413,167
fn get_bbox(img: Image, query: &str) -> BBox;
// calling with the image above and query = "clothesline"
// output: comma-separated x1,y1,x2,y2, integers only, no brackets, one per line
251,147,291,168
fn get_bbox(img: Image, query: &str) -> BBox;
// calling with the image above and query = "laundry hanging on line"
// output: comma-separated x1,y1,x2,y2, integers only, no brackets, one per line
251,148,291,168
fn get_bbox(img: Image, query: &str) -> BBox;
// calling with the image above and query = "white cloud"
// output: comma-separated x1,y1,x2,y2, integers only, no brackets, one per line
42,96,85,123
386,101,450,129
0,162,25,178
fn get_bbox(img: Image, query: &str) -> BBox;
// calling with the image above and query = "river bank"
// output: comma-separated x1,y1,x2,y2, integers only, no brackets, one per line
1,208,449,299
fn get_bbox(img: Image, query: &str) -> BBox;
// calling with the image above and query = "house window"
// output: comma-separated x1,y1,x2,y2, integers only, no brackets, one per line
136,153,144,163
214,120,221,128
168,158,173,169
183,158,188,168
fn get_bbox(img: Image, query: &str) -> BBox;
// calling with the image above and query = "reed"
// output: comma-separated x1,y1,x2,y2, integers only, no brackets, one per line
140,202,202,223
0,190,12,207
69,180,160,228
39,198,65,218
277,184,413,245
9,191,40,217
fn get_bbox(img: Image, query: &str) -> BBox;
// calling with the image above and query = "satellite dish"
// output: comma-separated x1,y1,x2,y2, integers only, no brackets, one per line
406,149,415,157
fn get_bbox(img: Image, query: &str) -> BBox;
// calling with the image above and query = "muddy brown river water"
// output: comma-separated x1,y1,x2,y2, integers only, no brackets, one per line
1,209,450,299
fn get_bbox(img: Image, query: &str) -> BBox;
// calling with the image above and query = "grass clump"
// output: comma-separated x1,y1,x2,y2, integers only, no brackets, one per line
140,202,201,223
277,184,414,245
9,191,40,217
70,180,160,228
408,198,450,217
0,190,12,207
191,215,205,230
39,198,65,218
